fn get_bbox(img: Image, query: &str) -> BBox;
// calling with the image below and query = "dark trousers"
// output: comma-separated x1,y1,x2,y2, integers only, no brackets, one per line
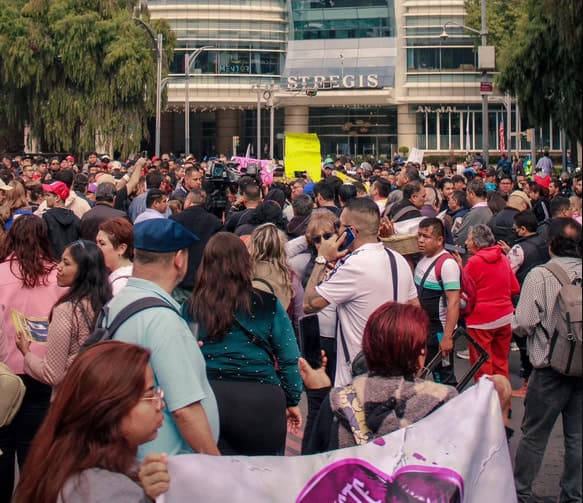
0,375,51,502
426,341,458,386
514,333,533,380
209,380,287,456
514,367,582,503
302,336,336,454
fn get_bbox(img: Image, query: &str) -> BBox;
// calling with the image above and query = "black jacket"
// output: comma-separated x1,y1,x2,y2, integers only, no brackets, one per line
79,203,128,242
42,208,80,259
515,232,550,285
488,206,520,246
170,206,222,290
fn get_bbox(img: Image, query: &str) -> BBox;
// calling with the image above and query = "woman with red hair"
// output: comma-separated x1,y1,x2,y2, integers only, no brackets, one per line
301,301,458,453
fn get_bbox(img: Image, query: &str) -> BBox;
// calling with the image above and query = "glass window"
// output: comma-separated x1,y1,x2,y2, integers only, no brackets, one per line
451,113,461,151
292,0,394,39
219,51,250,74
439,113,449,150
427,113,437,150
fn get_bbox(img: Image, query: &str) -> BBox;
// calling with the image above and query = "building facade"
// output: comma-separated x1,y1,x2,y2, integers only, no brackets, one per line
149,0,564,159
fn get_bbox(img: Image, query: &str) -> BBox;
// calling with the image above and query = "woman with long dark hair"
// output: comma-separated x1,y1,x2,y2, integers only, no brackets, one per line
0,215,65,500
184,232,302,455
15,239,112,391
14,340,166,503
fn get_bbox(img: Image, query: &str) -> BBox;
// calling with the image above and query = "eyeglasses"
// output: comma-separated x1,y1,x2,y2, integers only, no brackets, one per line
141,386,164,409
311,232,334,244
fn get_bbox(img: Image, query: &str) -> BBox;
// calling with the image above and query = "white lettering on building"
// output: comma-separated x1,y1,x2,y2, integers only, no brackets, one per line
416,105,458,113
286,74,380,90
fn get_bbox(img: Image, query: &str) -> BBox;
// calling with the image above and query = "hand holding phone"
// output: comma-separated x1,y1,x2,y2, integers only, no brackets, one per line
338,227,356,252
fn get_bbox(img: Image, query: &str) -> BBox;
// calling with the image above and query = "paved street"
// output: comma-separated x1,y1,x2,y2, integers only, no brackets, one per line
287,339,566,502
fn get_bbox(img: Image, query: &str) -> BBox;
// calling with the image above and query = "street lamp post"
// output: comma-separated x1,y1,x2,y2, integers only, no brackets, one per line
184,46,213,156
133,16,163,157
441,0,493,167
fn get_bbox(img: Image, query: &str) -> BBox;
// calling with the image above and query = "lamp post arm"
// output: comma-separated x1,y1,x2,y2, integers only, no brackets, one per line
131,16,161,53
443,21,486,37
187,46,214,73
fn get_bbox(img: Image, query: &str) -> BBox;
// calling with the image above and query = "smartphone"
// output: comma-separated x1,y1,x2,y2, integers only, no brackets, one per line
338,227,356,252
141,150,148,158
299,314,321,369
444,243,466,255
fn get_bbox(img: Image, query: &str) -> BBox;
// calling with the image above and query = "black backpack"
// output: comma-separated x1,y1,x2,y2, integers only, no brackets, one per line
81,297,179,351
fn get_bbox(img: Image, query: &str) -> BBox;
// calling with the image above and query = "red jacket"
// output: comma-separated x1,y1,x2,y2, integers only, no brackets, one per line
464,245,520,326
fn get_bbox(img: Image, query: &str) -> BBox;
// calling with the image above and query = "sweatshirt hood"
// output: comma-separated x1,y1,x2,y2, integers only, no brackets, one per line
47,207,77,225
475,245,503,264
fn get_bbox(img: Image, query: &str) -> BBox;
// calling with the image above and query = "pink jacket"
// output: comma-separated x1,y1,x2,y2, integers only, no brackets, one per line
0,257,66,374
464,245,520,326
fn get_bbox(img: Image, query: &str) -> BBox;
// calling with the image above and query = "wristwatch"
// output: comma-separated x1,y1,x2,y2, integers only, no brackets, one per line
315,255,327,265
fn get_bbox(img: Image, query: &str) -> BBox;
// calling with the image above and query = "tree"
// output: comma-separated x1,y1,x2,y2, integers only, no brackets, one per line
464,0,525,70
498,0,582,148
0,0,175,156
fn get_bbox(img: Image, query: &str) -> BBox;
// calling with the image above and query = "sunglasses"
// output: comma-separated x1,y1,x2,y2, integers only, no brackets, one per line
311,232,334,244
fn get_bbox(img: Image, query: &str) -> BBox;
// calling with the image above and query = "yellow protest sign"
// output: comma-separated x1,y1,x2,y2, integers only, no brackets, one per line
284,132,322,182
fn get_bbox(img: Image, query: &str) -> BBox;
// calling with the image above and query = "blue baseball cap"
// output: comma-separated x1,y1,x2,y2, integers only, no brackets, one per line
134,219,198,252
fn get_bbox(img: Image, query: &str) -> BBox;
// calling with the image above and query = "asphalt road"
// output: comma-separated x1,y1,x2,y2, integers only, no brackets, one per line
455,341,565,503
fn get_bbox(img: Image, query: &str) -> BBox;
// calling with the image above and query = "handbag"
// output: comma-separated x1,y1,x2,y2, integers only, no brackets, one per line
0,362,26,428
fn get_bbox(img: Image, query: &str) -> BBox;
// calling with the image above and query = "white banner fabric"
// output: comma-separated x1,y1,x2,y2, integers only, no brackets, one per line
158,378,516,503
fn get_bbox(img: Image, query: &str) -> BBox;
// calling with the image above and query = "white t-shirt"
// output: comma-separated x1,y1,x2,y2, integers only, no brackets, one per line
109,265,133,296
316,242,417,385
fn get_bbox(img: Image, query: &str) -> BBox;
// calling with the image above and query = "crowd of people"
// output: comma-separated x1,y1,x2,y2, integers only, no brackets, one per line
0,149,581,503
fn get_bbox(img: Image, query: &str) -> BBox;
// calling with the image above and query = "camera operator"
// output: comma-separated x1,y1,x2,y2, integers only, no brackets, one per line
223,181,262,233
171,165,204,202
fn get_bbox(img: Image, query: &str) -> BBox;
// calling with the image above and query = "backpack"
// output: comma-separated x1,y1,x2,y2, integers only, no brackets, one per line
422,253,477,318
0,362,26,428
81,297,179,351
541,263,582,377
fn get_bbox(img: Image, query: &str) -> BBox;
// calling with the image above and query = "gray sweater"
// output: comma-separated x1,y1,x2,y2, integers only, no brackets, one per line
454,204,493,246
57,468,149,503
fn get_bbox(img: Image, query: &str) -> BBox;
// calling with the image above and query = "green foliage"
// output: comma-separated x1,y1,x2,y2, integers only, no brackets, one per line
0,0,175,155
495,0,582,144
464,0,525,69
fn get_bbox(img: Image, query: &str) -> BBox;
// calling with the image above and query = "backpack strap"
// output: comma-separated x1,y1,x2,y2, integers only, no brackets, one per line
252,278,275,294
391,205,418,223
338,249,399,370
384,248,398,300
542,262,571,287
83,297,179,348
419,255,443,290
433,253,454,291
233,318,276,364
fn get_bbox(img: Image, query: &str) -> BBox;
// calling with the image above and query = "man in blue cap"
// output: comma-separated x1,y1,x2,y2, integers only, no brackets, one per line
104,219,220,459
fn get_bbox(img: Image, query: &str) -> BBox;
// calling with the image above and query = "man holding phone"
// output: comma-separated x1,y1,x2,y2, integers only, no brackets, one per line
303,198,418,386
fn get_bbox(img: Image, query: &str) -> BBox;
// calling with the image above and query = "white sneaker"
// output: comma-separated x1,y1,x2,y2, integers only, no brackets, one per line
510,341,519,352
456,349,470,360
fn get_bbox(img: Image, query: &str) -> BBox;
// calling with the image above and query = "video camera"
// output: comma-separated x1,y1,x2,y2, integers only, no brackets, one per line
204,160,240,219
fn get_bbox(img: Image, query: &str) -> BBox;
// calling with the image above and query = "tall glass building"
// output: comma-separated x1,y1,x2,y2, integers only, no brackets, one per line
148,0,564,158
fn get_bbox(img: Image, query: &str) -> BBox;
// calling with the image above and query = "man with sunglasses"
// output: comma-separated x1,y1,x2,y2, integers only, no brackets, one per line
303,198,419,386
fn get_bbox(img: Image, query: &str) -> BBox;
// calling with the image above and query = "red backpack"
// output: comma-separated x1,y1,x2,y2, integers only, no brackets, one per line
431,253,477,318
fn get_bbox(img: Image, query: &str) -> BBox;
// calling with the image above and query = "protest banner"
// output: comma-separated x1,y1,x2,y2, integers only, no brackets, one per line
284,133,322,182
158,378,516,503
407,148,424,165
